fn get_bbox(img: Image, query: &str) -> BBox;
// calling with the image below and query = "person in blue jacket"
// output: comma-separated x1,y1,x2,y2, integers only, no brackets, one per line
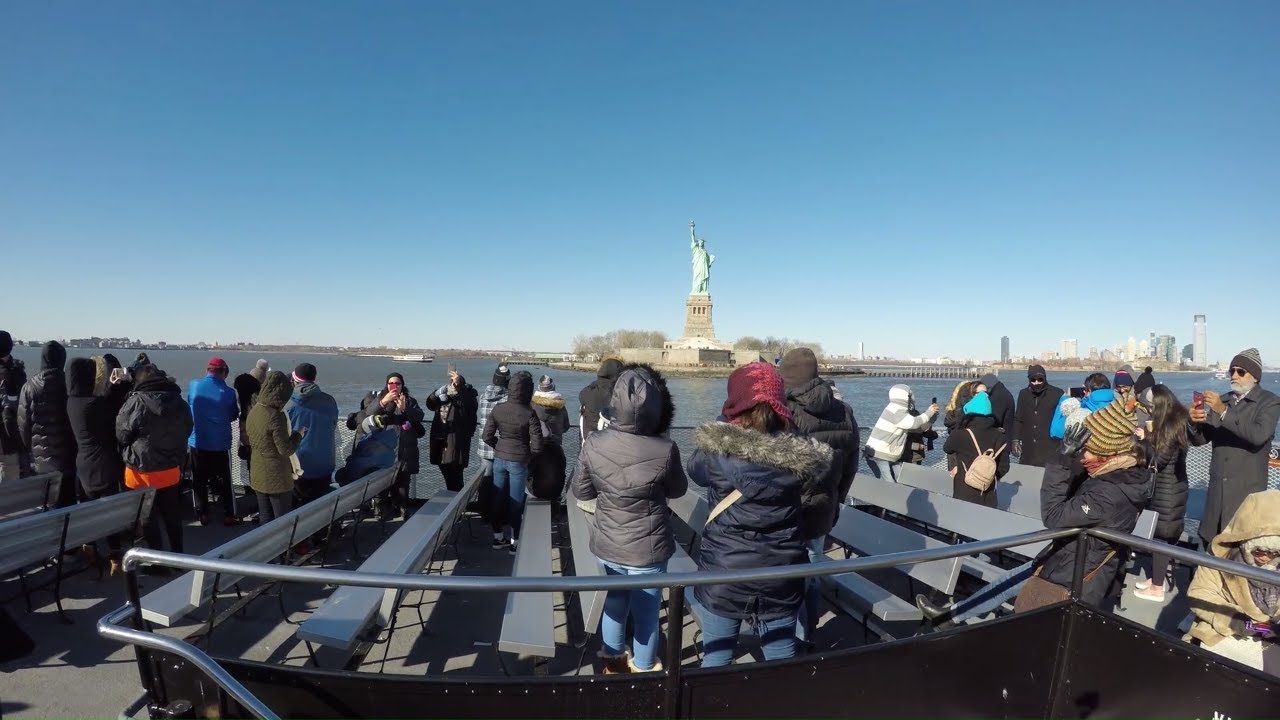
188,357,241,525
1049,372,1114,439
285,363,340,508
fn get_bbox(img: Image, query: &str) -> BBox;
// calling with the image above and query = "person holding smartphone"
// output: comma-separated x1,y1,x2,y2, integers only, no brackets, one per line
426,366,479,492
1188,348,1280,547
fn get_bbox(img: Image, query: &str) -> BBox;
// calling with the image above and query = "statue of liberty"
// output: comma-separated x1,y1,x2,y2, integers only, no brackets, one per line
689,221,714,295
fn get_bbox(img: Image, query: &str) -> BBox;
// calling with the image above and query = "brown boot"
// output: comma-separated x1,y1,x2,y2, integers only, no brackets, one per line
109,559,123,577
600,653,630,675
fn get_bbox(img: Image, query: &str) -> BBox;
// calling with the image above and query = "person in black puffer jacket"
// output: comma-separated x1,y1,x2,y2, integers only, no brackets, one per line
426,369,479,493
482,371,543,551
579,358,623,440
573,364,686,673
778,348,858,646
528,374,570,501
0,331,27,483
1032,398,1153,607
944,390,1010,508
117,365,194,558
1132,385,1190,603
67,357,125,499
687,362,831,668
346,372,426,518
18,341,77,506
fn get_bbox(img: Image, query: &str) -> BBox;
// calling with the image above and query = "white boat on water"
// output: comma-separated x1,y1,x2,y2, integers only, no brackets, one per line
1214,369,1227,380
392,353,435,363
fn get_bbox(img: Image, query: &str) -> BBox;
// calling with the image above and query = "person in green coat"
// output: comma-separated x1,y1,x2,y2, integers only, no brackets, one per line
246,370,305,524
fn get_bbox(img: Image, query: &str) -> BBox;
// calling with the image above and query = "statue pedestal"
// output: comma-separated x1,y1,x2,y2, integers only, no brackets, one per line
667,294,732,351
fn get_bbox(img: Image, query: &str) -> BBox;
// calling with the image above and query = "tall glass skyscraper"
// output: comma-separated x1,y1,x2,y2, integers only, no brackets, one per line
1194,315,1207,366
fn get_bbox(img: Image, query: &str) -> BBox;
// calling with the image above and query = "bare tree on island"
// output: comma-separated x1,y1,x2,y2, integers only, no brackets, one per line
573,330,668,358
735,335,824,359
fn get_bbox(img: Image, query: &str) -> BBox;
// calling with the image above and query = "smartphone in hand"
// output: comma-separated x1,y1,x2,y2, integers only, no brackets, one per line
1192,391,1205,411
1069,386,1086,399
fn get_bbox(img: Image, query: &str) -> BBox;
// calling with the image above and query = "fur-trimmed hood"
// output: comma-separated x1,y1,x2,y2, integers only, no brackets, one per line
531,391,565,410
604,363,675,436
693,422,832,480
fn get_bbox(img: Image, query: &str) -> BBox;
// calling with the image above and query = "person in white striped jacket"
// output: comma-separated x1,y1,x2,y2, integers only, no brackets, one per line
862,384,938,481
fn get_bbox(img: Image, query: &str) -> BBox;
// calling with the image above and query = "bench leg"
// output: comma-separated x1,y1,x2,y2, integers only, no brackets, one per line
51,556,72,624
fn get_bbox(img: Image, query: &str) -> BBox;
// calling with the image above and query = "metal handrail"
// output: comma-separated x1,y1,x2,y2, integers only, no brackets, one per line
98,522,1280,720
115,527,1075,592
99,605,280,720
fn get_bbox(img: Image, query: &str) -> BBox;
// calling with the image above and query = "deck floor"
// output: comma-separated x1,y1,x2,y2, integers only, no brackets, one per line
0,503,1192,718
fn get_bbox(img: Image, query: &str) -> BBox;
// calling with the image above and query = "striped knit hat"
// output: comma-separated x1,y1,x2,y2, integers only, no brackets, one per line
1231,348,1263,380
1084,398,1139,457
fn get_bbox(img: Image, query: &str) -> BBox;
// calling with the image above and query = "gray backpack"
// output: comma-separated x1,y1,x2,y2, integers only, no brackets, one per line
962,429,1006,492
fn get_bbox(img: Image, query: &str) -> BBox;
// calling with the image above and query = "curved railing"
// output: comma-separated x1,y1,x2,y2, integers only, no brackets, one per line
99,525,1280,720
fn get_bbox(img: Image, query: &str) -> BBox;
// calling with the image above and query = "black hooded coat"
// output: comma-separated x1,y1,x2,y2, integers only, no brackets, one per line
17,342,76,475
67,357,125,496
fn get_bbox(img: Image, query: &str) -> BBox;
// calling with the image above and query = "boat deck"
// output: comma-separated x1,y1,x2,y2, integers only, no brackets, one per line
0,498,1195,719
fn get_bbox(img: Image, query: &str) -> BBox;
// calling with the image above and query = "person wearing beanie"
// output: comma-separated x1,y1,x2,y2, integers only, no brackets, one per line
1189,347,1280,546
342,372,425,519
249,359,270,385
918,396,1152,626
863,384,939,481
117,364,193,562
579,358,624,441
482,371,543,552
528,374,571,500
1184,490,1280,672
686,361,832,667
285,362,340,509
425,366,478,492
188,357,241,525
1112,367,1135,399
778,347,858,647
473,364,511,516
17,341,77,506
1013,364,1064,467
944,390,1009,509
0,330,27,482
572,364,685,673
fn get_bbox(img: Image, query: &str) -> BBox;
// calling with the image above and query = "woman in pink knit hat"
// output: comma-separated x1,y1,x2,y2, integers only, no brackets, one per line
685,362,832,667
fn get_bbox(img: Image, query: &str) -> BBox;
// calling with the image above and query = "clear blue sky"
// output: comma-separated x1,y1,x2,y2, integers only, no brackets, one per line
3,1,1277,364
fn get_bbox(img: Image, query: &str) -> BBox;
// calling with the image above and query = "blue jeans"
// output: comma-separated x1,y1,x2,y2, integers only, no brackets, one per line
866,457,899,482
797,537,825,644
686,587,798,668
600,559,667,670
951,561,1033,622
490,458,529,537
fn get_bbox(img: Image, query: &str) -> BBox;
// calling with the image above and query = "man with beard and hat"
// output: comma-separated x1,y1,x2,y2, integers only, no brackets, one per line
1189,348,1280,547
1013,364,1064,467
0,330,27,482
18,341,77,505
343,372,425,519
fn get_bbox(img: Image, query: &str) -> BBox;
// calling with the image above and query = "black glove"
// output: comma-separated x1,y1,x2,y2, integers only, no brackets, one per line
1059,423,1091,459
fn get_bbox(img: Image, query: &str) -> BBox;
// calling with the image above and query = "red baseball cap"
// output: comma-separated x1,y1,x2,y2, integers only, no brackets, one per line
207,357,228,371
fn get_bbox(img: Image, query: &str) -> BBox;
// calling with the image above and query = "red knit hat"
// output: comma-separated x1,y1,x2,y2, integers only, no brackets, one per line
722,361,792,423
206,357,228,372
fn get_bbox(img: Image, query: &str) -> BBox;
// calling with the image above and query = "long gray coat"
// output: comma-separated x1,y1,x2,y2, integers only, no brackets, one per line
1188,384,1280,545
572,365,687,568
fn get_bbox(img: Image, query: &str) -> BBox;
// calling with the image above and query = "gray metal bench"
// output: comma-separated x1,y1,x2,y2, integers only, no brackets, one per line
140,467,396,627
296,474,480,665
821,506,963,639
0,471,62,520
565,498,606,638
498,499,555,661
897,462,1046,520
0,488,153,621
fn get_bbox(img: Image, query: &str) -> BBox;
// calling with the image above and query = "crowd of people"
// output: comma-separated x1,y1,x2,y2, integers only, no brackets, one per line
1,328,1278,675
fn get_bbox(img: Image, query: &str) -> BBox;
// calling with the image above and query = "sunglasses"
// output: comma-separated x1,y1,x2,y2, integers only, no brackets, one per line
387,380,403,387
1230,367,1249,378
1251,547,1279,560
1030,378,1045,384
